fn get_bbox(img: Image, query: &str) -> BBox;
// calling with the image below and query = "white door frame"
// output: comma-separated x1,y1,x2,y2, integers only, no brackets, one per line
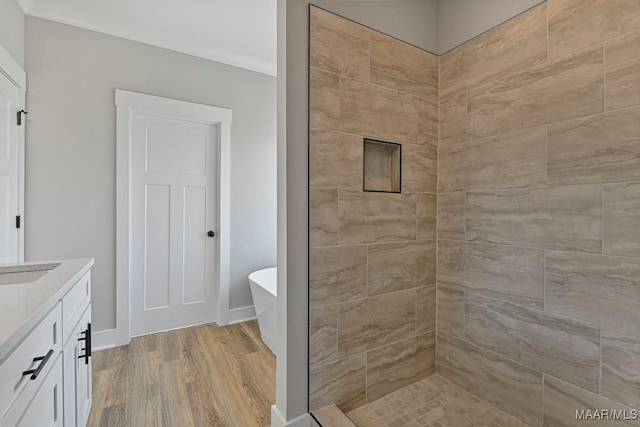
115,89,232,345
0,43,26,262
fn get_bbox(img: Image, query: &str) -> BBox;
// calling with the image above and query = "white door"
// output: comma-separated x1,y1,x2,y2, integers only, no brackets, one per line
131,113,218,336
0,73,19,263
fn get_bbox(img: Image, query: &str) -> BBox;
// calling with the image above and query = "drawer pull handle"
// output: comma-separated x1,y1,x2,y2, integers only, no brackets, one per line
22,349,54,380
78,323,92,365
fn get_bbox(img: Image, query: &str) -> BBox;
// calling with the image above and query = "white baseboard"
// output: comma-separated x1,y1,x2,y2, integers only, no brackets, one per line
271,405,311,427
226,304,256,325
92,305,256,351
92,328,120,351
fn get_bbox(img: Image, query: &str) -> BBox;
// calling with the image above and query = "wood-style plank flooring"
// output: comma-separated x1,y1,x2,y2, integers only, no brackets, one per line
88,321,276,427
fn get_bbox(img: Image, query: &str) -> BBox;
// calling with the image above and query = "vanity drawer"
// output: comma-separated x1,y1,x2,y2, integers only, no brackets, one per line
0,303,62,420
62,270,91,344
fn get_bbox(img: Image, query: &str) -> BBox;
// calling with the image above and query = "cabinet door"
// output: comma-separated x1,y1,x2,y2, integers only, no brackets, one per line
76,307,92,427
63,306,92,427
0,354,64,427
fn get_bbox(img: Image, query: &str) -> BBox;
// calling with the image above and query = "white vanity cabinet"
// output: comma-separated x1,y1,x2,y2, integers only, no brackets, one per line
63,305,92,427
0,264,93,427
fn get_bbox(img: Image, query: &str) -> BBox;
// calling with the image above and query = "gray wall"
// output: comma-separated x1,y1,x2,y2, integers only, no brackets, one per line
438,0,545,53
327,0,439,53
0,0,25,66
24,17,277,332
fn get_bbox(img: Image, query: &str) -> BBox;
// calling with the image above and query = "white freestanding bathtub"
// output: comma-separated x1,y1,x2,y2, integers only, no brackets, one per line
249,267,277,355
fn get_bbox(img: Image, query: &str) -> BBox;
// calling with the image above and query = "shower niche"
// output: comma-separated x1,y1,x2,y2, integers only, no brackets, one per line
363,138,401,193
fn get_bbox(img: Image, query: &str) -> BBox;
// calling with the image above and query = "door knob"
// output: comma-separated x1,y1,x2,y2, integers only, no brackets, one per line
207,230,216,237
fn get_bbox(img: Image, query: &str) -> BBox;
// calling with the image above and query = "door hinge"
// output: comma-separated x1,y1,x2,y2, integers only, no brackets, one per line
16,215,21,229
17,110,28,126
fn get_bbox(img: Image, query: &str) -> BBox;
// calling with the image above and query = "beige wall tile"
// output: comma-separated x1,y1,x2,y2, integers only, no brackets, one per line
310,189,338,247
403,144,437,193
417,193,436,240
310,67,340,131
310,354,367,412
465,294,600,392
467,47,604,140
436,287,464,338
338,290,416,358
310,305,338,367
338,191,416,244
548,108,640,185
437,332,543,426
416,286,436,335
309,7,370,80
466,186,602,253
545,251,640,334
310,245,367,307
439,127,546,192
543,375,640,427
310,129,362,190
340,78,420,145
416,97,439,148
437,240,544,309
437,192,465,241
367,241,436,296
602,328,640,410
548,0,640,60
366,332,436,402
604,183,640,258
370,31,438,99
439,92,467,147
440,3,547,98
606,30,640,110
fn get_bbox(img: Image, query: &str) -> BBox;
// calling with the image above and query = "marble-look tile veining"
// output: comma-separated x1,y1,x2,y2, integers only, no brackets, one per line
436,192,465,241
439,127,546,193
466,185,603,253
467,46,603,140
464,294,600,392
437,240,544,309
545,250,640,334
547,107,640,185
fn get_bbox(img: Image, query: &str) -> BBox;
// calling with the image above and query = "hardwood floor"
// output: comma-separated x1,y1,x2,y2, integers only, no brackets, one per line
88,321,276,427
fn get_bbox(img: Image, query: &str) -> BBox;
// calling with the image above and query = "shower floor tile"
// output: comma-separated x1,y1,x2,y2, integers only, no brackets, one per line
346,375,528,427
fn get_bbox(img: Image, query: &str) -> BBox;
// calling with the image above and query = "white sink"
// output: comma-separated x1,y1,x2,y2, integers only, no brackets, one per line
0,264,60,286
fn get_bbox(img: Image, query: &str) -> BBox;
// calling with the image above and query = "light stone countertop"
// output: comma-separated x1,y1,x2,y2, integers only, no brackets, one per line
0,258,94,364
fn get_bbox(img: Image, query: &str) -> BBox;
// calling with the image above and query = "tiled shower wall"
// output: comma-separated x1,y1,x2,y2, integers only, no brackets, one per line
308,6,439,413
436,1,640,426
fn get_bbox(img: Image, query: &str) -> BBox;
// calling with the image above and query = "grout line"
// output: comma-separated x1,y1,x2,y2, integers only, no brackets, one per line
603,43,607,111
436,51,441,367
543,250,546,310
414,289,418,336
433,102,640,151
598,327,602,395
336,71,436,103
545,126,549,185
542,374,545,424
463,192,467,242
313,174,640,196
601,184,605,255
452,286,601,330
464,91,469,144
462,290,466,342
546,0,550,64
312,238,437,251
313,329,438,372
436,237,640,261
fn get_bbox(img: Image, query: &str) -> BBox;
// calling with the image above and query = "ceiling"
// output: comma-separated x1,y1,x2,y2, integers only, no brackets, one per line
15,0,544,77
17,0,277,75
